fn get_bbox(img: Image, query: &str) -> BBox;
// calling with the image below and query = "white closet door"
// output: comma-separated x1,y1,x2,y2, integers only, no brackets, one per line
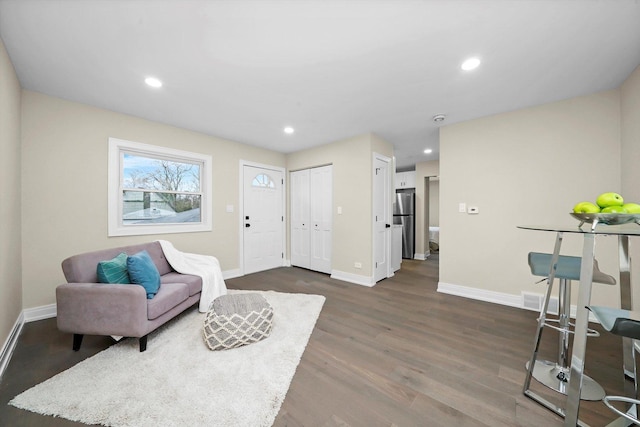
310,165,332,274
290,169,310,269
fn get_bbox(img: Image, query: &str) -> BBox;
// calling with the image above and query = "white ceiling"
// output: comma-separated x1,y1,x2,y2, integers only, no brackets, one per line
1,0,639,169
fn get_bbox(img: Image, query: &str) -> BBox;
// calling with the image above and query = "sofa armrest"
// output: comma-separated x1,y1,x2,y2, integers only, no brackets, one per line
56,283,149,337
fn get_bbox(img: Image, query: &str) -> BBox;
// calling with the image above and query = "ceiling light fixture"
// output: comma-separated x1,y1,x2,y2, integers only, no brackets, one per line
424,149,433,154
283,126,294,134
144,77,163,88
433,114,446,122
461,57,481,71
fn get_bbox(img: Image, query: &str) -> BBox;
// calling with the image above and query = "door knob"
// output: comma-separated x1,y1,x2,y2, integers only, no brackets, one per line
245,223,251,228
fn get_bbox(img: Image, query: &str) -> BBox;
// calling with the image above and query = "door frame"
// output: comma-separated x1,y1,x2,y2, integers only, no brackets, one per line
372,152,392,282
238,160,286,276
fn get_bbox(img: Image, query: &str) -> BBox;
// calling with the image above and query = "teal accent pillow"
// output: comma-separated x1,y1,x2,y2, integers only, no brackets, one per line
127,250,161,299
96,253,131,284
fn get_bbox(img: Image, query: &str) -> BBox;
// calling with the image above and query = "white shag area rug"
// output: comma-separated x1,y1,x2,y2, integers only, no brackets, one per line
10,290,325,427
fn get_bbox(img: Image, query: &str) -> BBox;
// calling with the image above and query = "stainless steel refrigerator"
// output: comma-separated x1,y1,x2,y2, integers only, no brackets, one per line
393,192,415,259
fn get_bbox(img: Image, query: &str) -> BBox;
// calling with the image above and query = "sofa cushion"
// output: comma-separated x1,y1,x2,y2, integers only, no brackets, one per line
127,250,161,299
61,241,173,284
161,272,202,296
96,253,131,284
147,283,189,320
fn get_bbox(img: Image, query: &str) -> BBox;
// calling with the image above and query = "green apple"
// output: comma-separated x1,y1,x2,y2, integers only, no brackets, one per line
596,192,624,208
573,201,601,213
601,205,628,213
622,203,640,214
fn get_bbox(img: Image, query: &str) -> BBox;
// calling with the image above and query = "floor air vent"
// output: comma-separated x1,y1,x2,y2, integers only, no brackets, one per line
522,292,559,315
523,292,541,311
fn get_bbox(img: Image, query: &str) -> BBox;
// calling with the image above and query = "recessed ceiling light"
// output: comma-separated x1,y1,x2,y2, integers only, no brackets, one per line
461,57,481,71
433,114,446,122
145,77,163,88
424,149,433,154
283,126,294,134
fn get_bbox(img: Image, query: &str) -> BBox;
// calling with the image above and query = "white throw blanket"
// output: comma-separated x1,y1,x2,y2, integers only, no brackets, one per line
157,240,227,312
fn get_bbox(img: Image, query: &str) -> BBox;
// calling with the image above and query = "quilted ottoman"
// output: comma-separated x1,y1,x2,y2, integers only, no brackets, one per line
203,293,273,350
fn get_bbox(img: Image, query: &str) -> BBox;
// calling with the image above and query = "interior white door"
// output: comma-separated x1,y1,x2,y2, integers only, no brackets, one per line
310,165,332,274
373,155,391,282
290,169,310,269
243,165,283,274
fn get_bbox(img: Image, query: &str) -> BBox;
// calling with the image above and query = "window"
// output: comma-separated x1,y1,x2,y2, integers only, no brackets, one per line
252,173,275,189
108,138,212,236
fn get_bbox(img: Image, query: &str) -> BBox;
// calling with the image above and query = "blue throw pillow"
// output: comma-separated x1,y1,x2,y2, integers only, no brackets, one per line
97,253,131,284
127,250,161,299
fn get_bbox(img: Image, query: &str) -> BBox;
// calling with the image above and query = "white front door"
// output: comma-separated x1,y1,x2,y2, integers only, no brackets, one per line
243,165,284,274
373,154,391,282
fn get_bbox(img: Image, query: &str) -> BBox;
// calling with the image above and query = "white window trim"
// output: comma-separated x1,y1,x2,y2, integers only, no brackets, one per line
108,137,212,237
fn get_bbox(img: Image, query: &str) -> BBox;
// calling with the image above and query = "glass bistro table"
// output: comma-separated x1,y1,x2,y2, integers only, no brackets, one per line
518,216,640,427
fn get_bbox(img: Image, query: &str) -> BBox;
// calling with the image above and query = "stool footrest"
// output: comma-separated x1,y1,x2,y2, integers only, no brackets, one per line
603,396,640,426
539,318,601,338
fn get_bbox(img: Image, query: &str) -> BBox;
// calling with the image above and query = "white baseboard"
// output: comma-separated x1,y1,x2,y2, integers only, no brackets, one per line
222,268,242,280
438,281,599,322
438,282,522,308
24,303,57,322
331,270,375,287
414,253,427,261
0,311,24,382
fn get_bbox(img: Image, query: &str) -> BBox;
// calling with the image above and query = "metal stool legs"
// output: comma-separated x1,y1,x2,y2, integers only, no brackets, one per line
522,249,616,421
587,306,640,426
524,277,605,402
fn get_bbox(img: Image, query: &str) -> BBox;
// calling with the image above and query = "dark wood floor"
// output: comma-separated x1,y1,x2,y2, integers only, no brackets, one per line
0,255,630,426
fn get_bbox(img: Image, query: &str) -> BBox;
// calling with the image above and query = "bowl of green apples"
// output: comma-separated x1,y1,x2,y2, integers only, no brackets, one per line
572,192,640,227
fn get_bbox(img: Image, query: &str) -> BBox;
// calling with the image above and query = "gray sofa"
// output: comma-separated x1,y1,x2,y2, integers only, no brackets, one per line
56,241,202,352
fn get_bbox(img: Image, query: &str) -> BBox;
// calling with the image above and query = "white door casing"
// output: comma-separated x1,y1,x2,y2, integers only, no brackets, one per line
242,163,284,275
373,154,391,282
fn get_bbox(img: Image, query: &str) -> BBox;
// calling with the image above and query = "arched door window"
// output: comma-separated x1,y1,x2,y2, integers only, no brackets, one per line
252,173,275,189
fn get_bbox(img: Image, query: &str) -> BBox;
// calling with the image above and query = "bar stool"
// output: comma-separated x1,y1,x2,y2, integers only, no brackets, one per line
588,306,640,425
524,252,617,404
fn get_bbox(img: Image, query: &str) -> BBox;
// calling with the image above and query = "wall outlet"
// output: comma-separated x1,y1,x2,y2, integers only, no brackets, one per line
354,262,362,269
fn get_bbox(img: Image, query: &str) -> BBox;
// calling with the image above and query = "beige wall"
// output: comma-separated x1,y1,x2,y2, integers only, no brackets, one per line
439,90,622,307
286,133,393,278
0,38,22,350
21,91,285,308
415,160,439,257
621,65,640,306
